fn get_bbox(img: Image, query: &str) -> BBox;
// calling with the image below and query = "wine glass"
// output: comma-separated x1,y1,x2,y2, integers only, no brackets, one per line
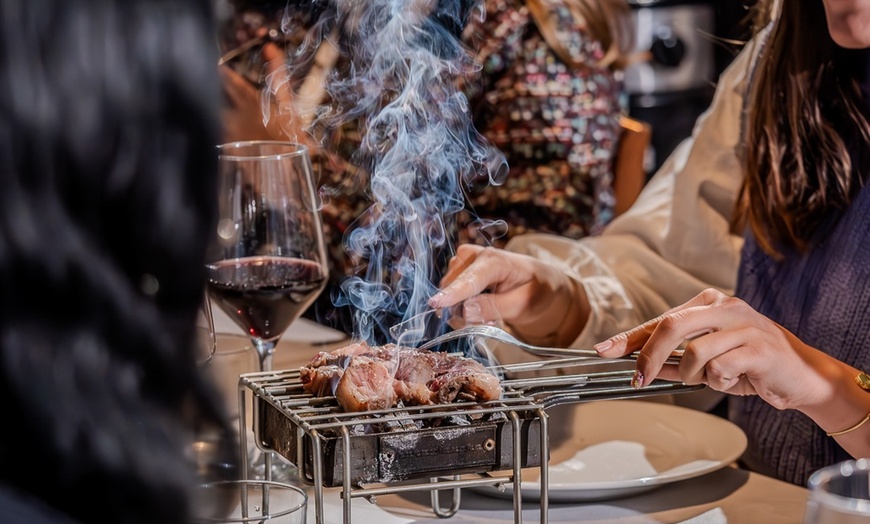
195,291,218,366
205,141,328,373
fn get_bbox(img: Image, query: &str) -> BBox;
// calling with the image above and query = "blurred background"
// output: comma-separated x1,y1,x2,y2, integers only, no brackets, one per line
624,0,756,174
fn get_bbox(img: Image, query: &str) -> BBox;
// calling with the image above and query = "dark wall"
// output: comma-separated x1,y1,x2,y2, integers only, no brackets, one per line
713,0,757,76
626,0,757,175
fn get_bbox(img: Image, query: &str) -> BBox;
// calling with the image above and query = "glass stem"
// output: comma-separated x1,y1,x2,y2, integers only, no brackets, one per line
253,339,277,372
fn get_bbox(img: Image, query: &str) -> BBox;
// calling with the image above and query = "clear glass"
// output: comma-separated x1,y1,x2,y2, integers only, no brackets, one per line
805,459,870,523
200,334,296,480
195,291,217,366
197,336,258,459
193,479,307,523
206,141,328,372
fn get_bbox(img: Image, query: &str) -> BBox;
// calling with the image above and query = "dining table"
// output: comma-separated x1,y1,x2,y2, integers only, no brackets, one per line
211,312,812,524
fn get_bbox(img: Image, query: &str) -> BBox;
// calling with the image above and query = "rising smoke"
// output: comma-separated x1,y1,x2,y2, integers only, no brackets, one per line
268,0,507,345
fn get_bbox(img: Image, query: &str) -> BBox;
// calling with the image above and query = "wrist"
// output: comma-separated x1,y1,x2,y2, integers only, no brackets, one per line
801,358,869,436
510,274,588,347
553,276,590,346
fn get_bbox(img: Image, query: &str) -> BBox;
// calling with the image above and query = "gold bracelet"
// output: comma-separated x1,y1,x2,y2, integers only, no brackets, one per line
827,413,870,437
826,372,870,437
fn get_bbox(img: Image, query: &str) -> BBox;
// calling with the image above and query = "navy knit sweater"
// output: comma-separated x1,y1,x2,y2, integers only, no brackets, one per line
732,48,870,486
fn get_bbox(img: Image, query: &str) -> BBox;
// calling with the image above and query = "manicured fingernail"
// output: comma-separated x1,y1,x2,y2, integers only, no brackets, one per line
631,370,644,390
428,292,445,307
463,300,484,324
593,339,613,353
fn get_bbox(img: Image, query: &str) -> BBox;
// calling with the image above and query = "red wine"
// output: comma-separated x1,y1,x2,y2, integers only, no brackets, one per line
207,256,326,342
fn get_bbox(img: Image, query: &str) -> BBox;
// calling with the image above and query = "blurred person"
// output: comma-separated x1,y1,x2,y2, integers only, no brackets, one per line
459,0,634,246
216,0,633,337
430,0,870,486
0,0,238,522
217,0,326,145
216,0,370,336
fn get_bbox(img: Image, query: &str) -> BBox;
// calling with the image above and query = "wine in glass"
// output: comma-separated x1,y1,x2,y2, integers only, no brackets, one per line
206,141,328,373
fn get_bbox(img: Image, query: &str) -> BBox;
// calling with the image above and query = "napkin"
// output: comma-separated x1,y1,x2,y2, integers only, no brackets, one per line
678,507,727,524
309,496,414,524
407,506,727,524
306,487,414,524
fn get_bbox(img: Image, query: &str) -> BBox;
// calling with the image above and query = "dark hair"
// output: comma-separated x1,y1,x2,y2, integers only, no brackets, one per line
0,1,236,523
735,0,870,255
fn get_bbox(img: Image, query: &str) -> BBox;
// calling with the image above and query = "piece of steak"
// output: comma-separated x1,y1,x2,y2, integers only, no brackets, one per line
300,342,502,412
333,356,398,412
299,365,343,397
429,368,502,403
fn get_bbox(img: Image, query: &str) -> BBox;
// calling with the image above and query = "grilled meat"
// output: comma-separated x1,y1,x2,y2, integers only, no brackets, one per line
307,342,395,368
301,342,502,411
430,367,502,403
298,365,343,397
334,357,398,412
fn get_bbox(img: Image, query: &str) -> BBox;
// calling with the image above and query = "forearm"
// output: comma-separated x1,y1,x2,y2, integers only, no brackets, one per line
798,354,870,458
504,231,730,350
500,48,749,347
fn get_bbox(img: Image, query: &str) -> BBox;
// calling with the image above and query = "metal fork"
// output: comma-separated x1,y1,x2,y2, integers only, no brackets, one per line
417,324,683,365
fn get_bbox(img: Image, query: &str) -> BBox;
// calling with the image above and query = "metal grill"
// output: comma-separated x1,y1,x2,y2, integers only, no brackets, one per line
238,356,702,524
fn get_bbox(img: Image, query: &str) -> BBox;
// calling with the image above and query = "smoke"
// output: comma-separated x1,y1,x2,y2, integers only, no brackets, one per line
268,0,506,345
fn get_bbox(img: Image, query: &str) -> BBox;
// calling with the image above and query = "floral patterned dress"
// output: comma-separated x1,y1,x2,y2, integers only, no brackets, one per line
459,0,623,246
226,1,624,332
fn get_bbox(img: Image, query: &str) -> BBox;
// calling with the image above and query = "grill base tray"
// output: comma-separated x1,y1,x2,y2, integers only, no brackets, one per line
261,398,543,487
241,357,704,523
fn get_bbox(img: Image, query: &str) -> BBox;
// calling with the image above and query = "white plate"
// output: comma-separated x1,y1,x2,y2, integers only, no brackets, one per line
478,399,747,502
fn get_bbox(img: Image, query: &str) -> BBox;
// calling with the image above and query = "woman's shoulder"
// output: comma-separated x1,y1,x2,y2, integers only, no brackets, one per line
465,0,531,51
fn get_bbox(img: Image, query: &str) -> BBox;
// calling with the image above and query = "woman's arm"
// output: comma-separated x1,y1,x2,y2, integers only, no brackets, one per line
433,39,758,348
595,288,870,459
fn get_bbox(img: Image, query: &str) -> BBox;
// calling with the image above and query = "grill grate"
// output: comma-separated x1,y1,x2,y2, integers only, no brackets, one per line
238,356,702,524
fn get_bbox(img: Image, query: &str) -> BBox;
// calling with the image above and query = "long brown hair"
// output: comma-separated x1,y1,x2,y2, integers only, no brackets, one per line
734,0,870,256
525,0,634,70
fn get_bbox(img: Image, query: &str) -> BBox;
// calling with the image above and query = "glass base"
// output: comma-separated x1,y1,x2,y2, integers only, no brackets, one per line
247,442,298,482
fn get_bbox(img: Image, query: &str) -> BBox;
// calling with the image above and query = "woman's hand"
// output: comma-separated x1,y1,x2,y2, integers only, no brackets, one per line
220,42,304,144
220,65,276,142
594,288,838,411
595,288,870,457
429,244,590,347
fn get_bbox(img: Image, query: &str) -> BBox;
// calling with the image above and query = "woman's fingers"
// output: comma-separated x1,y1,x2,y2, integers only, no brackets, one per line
432,246,527,307
596,289,729,357
457,293,501,324
675,327,756,386
601,291,777,393
439,244,483,288
629,305,725,386
431,245,551,325
260,42,285,76
598,291,749,387
634,328,752,390
431,259,493,309
589,287,819,413
596,289,731,355
220,66,257,107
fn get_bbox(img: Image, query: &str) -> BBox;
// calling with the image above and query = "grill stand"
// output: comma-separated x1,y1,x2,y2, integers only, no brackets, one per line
236,359,701,524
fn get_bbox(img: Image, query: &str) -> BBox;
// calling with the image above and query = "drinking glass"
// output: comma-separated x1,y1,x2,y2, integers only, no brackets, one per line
195,291,218,366
805,459,870,523
193,479,307,523
201,334,296,480
206,141,328,373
